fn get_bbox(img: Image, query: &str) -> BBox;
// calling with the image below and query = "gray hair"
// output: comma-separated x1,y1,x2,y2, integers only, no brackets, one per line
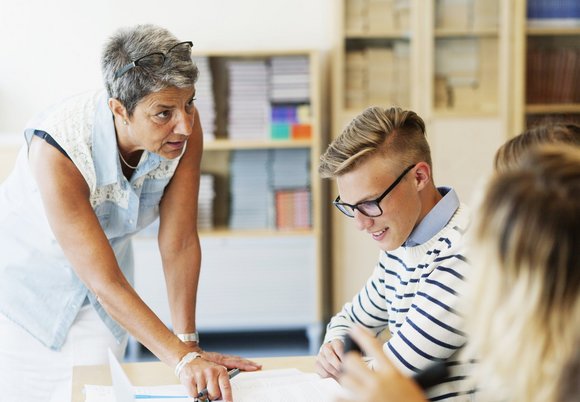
101,24,198,116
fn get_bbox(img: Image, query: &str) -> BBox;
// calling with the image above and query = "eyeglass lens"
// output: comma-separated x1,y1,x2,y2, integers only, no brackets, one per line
337,202,380,218
138,42,192,69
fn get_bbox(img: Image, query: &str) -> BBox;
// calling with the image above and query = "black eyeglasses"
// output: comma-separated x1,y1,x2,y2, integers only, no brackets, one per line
333,164,416,218
114,41,193,79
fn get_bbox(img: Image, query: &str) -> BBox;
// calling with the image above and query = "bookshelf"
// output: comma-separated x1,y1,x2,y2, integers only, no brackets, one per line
335,0,416,130
432,0,502,115
331,0,511,311
512,0,580,134
131,50,328,358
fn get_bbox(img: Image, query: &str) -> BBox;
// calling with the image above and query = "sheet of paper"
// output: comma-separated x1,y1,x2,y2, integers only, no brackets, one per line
84,368,347,402
108,348,135,402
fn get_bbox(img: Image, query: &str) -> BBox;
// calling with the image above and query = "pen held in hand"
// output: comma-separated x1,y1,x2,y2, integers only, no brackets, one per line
195,368,241,401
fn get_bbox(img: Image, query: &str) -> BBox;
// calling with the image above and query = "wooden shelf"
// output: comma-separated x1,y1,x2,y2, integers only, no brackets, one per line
203,138,312,151
526,104,580,114
527,27,580,36
433,108,499,118
198,227,316,238
345,31,411,40
435,28,499,37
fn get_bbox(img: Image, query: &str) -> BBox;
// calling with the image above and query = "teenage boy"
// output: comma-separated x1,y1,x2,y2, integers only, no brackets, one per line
316,106,473,401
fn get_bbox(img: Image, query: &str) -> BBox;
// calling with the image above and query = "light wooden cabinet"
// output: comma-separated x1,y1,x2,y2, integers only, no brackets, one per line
331,0,511,310
512,0,580,135
131,50,329,358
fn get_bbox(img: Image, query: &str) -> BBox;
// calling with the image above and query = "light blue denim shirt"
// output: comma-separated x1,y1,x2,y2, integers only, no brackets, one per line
0,90,180,350
403,187,460,247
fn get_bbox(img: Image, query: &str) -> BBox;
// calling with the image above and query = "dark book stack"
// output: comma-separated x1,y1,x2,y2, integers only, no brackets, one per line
526,46,580,104
527,0,580,28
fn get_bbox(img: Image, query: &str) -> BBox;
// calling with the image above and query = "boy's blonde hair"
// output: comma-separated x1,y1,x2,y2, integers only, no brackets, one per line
465,145,580,402
319,106,430,178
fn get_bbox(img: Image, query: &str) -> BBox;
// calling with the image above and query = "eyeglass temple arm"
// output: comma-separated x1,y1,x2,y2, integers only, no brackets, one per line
114,62,137,79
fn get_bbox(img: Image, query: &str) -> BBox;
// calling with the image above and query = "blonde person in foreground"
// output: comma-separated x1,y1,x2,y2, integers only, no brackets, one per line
316,106,474,401
338,144,580,402
0,24,259,402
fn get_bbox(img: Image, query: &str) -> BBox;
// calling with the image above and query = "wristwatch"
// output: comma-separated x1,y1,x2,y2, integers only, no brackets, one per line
176,331,199,343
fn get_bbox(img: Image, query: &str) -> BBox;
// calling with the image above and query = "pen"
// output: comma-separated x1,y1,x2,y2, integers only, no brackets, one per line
195,368,240,401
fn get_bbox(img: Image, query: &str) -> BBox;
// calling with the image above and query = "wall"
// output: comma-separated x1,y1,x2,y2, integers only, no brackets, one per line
0,0,337,134
0,0,508,321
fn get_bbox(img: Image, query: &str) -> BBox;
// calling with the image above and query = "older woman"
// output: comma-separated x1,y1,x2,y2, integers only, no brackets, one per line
0,24,259,402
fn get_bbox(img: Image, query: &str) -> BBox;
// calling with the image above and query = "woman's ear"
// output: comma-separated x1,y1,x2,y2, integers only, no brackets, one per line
413,161,432,191
108,98,128,123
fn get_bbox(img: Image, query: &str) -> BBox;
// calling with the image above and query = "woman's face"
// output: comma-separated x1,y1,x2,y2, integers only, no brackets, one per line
127,86,196,159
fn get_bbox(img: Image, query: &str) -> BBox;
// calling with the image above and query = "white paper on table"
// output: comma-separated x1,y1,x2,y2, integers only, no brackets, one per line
84,367,348,402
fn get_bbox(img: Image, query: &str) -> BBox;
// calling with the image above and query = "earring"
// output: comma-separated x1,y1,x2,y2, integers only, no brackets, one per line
123,120,128,125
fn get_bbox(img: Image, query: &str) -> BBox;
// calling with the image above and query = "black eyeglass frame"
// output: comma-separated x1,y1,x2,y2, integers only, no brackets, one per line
114,41,194,79
333,164,417,218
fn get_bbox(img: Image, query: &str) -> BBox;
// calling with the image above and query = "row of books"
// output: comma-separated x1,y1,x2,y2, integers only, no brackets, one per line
345,0,410,33
226,56,311,141
192,57,216,140
435,0,499,30
526,47,580,104
137,173,216,235
434,37,498,112
229,149,311,230
198,174,215,230
271,104,312,140
527,0,580,27
345,44,410,109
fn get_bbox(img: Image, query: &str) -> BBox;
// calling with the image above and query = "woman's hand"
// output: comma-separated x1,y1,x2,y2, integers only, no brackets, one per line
336,325,426,402
177,345,261,401
177,356,232,401
200,350,262,372
316,339,345,379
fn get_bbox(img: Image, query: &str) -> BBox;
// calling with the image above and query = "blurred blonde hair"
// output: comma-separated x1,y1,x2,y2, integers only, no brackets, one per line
494,123,580,173
318,106,430,178
464,145,580,402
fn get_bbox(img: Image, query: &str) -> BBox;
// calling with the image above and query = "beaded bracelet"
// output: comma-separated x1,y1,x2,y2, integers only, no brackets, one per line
174,351,201,378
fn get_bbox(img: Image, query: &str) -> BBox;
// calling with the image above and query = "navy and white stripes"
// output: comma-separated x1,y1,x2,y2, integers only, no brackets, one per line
324,205,474,401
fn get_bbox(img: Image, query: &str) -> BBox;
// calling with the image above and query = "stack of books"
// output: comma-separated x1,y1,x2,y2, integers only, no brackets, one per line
526,46,580,104
345,43,411,109
270,104,312,140
192,56,216,140
345,0,411,33
271,149,311,230
435,0,499,30
275,189,311,230
197,174,215,229
269,56,312,140
270,56,310,103
434,37,498,112
227,59,271,140
229,150,272,229
527,0,580,28
228,149,311,230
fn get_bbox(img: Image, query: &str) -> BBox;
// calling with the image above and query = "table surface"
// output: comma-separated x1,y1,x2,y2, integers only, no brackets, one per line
71,355,317,402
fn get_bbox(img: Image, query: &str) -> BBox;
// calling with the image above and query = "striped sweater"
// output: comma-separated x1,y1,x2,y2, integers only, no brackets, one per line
324,204,474,401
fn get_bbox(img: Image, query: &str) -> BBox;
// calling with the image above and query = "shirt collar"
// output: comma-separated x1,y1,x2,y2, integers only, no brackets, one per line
92,90,162,185
404,187,460,247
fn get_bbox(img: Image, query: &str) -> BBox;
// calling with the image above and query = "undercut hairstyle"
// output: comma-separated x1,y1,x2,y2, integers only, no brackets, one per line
101,24,198,116
494,123,580,173
318,106,431,178
464,145,580,402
